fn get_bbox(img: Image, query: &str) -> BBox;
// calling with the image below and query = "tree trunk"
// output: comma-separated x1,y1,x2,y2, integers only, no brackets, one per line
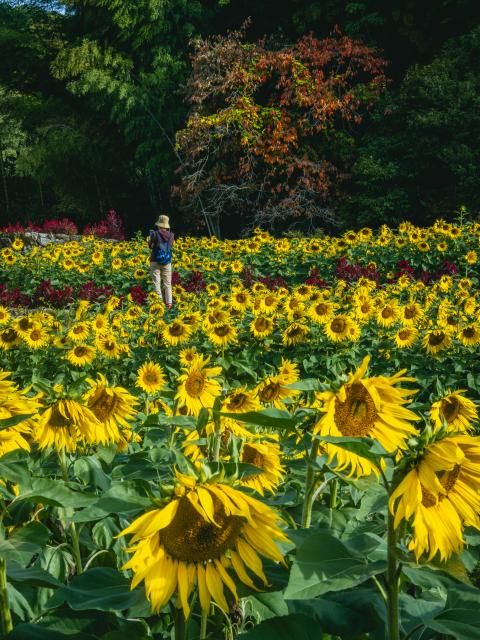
0,138,10,219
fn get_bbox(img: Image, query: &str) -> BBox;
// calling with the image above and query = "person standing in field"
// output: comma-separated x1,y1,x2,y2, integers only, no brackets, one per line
148,215,174,308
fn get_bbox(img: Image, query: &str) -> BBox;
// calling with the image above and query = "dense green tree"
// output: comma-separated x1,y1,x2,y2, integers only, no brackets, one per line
340,26,480,227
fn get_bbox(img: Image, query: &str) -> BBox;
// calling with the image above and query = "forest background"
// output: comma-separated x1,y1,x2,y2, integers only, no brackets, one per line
0,0,479,237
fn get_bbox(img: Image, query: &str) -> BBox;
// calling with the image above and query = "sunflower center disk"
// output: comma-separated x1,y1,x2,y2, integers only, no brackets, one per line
242,444,264,467
259,383,280,403
335,383,377,437
331,319,346,333
185,372,206,396
89,391,117,421
160,495,244,562
441,397,459,422
429,332,445,346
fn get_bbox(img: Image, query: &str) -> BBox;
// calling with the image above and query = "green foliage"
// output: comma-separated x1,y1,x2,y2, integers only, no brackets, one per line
339,26,480,228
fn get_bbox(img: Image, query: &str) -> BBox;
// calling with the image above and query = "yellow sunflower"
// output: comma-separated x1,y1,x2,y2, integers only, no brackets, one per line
96,333,121,359
389,435,480,561
136,361,166,395
376,301,400,328
34,399,100,452
67,322,91,343
255,375,299,409
282,322,310,346
118,473,288,617
240,440,284,495
176,355,222,416
309,300,337,324
163,320,192,346
207,322,238,347
430,391,478,433
393,327,418,349
457,324,480,347
83,374,139,443
422,329,451,355
313,356,419,477
324,315,353,343
222,387,260,414
0,328,20,350
0,306,10,325
66,344,96,367
250,315,274,339
179,347,198,367
23,326,49,350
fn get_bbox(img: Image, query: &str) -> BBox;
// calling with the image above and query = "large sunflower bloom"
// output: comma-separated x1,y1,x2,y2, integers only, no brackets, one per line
83,374,139,443
313,357,419,477
175,355,222,416
430,391,478,433
389,435,480,561
119,474,288,617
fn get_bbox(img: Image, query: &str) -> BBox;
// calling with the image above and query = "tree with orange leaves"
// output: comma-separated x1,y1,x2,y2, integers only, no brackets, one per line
174,24,388,236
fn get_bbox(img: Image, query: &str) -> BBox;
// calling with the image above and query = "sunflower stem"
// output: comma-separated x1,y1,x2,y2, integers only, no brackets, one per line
58,449,83,575
173,606,187,640
200,608,208,639
301,438,320,528
0,557,13,635
387,507,400,640
212,412,222,462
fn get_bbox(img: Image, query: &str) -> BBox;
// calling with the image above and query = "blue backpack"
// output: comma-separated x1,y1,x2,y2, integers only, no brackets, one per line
152,230,172,265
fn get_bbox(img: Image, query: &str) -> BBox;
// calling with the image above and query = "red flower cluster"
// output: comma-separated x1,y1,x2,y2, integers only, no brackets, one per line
335,257,380,283
257,274,288,291
33,280,74,307
83,210,125,240
388,259,458,284
1,218,78,235
179,270,207,293
78,281,114,302
0,284,30,307
171,270,206,292
304,268,328,288
128,285,148,305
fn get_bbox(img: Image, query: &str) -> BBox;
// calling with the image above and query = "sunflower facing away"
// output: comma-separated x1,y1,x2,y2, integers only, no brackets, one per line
389,434,480,561
176,355,222,416
118,473,288,617
314,356,419,477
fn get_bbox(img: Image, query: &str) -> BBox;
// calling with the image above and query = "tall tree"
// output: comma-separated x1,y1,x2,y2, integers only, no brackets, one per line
173,26,387,235
52,0,218,217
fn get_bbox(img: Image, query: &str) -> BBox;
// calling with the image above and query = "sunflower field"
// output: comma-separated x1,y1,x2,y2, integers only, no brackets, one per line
1,220,480,640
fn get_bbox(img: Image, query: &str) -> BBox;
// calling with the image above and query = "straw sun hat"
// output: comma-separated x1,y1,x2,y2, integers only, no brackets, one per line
155,215,170,229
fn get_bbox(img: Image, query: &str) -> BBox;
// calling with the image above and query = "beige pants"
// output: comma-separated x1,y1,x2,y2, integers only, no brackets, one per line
149,261,172,305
